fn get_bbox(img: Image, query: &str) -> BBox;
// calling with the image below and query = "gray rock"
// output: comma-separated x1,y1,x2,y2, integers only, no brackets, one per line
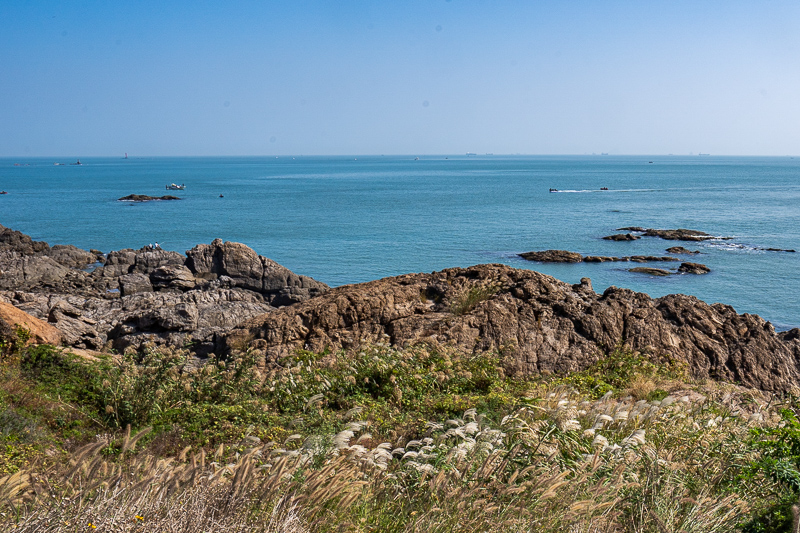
46,245,97,269
185,239,328,305
119,273,153,296
150,265,197,291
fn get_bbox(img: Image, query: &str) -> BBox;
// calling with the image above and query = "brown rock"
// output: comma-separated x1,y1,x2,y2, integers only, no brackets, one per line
627,256,680,263
0,224,49,254
678,262,711,274
518,250,584,263
0,301,62,345
666,246,700,254
224,264,800,393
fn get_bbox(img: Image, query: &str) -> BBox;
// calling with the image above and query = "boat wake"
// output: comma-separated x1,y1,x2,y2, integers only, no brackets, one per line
550,188,658,193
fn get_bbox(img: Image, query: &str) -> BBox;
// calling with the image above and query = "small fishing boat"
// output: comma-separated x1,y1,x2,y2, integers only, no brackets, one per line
0,191,8,195
166,183,186,190
549,188,558,192
600,187,609,191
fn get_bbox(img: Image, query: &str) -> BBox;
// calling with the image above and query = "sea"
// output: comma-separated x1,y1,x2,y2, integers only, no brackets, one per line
1,155,798,330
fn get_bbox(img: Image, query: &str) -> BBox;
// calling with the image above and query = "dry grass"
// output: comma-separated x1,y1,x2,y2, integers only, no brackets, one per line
0,344,788,532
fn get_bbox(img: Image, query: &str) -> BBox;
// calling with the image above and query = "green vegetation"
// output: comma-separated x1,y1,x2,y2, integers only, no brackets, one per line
0,334,798,531
450,282,500,315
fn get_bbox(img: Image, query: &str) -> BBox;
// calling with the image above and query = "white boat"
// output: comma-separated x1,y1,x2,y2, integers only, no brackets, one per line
166,183,186,190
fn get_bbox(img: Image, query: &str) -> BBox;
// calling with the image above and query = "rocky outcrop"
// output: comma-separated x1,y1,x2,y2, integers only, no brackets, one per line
0,226,328,354
0,225,49,254
185,239,328,306
225,264,800,393
678,262,711,275
3,288,273,355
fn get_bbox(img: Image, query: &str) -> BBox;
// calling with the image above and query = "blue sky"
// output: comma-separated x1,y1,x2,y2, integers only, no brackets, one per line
2,0,799,156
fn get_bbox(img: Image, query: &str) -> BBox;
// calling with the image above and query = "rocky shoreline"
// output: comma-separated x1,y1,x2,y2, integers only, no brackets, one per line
0,224,326,355
2,223,800,392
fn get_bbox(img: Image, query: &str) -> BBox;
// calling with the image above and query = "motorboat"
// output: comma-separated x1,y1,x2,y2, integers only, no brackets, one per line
549,188,558,192
166,183,186,190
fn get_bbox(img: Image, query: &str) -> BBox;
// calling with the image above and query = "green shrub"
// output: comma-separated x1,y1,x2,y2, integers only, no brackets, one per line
450,283,500,315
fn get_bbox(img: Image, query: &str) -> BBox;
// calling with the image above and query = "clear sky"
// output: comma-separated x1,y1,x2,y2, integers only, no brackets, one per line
2,0,799,156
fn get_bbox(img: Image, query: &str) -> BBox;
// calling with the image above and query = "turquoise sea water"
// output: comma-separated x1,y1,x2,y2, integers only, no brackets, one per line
1,155,798,330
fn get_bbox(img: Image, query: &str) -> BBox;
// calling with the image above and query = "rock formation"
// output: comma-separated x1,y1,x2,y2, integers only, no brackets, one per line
226,264,800,393
0,224,327,354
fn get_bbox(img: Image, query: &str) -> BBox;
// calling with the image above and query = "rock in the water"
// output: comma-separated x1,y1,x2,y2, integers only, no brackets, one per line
678,262,711,274
627,256,680,263
641,228,718,241
118,273,153,296
666,246,700,254
519,250,584,263
602,233,640,241
118,194,181,202
629,267,672,276
616,226,645,232
0,301,62,346
583,256,620,263
225,264,800,393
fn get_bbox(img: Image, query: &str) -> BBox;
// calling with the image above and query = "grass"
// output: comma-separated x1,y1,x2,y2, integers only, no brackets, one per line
0,328,798,531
